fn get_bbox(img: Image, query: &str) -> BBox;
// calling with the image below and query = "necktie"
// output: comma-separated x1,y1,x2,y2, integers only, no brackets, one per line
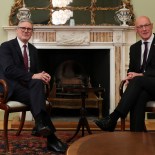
141,42,148,72
23,44,28,71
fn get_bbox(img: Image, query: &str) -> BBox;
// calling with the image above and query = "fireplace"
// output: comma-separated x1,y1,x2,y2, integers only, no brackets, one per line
3,25,136,120
38,49,110,116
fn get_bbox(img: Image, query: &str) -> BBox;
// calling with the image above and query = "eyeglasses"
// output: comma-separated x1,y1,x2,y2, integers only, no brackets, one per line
136,23,152,30
18,27,33,32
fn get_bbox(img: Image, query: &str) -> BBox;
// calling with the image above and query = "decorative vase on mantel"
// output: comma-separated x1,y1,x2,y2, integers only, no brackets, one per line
115,3,132,26
17,0,31,20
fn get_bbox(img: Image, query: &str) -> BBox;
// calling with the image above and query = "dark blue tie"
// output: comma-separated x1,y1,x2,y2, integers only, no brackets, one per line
141,42,148,72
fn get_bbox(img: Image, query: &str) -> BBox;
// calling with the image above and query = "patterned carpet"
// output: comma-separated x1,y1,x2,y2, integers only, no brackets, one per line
0,130,99,155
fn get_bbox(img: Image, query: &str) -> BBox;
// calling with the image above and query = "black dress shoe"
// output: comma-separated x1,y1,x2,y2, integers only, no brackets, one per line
35,113,52,137
31,127,41,137
94,115,117,131
47,138,68,153
36,125,52,137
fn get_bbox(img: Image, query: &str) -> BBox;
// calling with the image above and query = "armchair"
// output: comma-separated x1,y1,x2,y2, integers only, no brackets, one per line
0,79,51,153
119,80,155,131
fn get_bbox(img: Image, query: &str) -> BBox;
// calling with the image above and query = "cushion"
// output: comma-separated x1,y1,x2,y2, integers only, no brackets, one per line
7,101,28,108
146,101,155,108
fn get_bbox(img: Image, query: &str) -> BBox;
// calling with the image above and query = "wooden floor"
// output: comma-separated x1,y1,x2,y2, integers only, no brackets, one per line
1,119,155,131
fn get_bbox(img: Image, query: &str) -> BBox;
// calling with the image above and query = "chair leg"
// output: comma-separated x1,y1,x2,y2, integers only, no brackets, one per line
16,111,26,136
144,123,147,132
46,101,52,115
4,111,10,153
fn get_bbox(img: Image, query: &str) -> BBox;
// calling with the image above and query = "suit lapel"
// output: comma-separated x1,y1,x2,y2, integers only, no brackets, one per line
13,38,24,62
28,43,35,70
146,35,155,65
136,41,142,71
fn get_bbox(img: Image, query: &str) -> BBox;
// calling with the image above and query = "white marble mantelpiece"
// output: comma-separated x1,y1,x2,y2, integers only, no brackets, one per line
56,31,90,45
3,25,135,48
3,25,136,118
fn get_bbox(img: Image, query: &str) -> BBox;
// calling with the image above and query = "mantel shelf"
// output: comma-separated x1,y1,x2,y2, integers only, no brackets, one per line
3,25,135,31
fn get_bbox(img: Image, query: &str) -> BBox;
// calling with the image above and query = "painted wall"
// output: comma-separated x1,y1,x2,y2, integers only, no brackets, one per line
132,0,155,22
0,0,14,43
1,0,155,43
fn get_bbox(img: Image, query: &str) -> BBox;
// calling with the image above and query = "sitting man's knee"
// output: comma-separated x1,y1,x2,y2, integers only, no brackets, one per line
30,79,44,87
130,76,146,86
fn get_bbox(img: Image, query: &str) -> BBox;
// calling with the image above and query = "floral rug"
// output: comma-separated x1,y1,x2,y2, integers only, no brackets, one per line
0,130,99,155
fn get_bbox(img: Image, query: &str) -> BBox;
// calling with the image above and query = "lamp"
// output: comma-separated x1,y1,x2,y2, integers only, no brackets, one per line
17,0,31,20
115,3,132,26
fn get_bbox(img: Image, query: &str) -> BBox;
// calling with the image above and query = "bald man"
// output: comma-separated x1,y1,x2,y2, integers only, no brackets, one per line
95,16,155,132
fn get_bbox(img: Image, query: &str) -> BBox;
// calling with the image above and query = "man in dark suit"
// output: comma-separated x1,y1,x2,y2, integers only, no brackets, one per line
0,18,67,153
94,16,155,132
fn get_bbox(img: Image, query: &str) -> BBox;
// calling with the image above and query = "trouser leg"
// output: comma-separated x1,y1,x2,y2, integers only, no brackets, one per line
130,90,151,131
10,79,56,133
10,79,46,116
28,79,56,132
116,76,155,117
28,79,47,117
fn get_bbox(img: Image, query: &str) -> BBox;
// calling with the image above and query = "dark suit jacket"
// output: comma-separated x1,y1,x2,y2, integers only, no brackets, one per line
116,34,155,118
0,38,41,98
128,34,155,77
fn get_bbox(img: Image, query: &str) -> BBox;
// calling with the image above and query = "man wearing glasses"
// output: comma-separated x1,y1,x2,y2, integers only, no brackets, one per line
0,19,67,153
94,16,155,132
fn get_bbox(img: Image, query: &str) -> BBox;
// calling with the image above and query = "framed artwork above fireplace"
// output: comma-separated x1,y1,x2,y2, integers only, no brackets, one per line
9,0,134,26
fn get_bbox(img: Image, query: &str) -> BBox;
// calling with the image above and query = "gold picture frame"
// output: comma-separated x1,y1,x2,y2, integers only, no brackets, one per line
9,0,134,26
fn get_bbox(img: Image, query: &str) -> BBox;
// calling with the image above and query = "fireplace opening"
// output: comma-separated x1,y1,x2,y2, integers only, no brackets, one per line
38,49,110,117
55,59,88,87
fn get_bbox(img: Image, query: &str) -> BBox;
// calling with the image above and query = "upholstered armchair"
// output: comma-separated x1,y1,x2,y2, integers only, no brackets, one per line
0,79,51,153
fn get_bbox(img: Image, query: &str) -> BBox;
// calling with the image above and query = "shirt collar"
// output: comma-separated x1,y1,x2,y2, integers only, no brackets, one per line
142,34,154,44
17,37,28,49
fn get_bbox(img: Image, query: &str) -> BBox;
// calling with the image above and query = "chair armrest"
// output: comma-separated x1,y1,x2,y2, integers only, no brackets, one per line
45,83,50,99
0,79,9,103
119,80,126,97
0,79,50,102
